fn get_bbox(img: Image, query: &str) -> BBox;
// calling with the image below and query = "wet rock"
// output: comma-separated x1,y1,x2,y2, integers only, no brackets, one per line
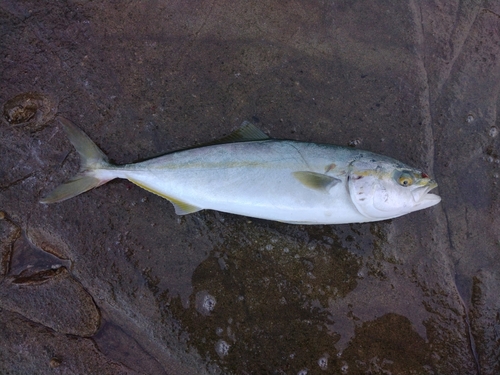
341,313,430,374
168,220,359,373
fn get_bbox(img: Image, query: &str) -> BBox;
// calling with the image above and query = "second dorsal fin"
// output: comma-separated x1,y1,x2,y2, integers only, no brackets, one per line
213,121,270,144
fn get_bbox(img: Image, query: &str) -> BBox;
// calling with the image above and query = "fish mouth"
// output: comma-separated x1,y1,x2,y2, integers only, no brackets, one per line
412,180,441,207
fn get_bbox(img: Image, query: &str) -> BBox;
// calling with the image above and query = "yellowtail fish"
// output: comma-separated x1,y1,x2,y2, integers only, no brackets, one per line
41,118,441,224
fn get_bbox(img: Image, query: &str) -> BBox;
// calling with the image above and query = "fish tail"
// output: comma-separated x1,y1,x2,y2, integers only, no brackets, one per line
40,117,113,204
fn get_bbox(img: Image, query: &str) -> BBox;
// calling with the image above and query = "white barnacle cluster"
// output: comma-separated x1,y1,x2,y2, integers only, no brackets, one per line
195,290,216,316
317,355,328,370
215,339,230,358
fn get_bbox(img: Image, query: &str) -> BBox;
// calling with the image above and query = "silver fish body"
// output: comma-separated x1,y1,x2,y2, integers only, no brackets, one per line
41,119,441,224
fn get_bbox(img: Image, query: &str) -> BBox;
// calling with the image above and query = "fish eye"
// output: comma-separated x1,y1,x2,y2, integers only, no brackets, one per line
397,172,414,187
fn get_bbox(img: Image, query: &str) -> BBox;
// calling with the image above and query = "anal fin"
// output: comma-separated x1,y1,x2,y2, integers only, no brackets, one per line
170,199,202,215
127,178,202,215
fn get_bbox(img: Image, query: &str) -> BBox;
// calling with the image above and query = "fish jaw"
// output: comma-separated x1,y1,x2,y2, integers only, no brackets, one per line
411,185,441,210
410,179,441,210
417,192,441,209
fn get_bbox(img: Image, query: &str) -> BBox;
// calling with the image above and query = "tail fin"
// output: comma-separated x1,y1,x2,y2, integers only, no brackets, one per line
40,117,112,204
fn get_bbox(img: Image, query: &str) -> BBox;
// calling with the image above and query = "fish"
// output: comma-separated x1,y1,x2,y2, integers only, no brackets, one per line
40,118,441,224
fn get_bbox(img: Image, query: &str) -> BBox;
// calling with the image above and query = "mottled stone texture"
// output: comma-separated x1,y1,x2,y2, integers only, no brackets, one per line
1,1,499,374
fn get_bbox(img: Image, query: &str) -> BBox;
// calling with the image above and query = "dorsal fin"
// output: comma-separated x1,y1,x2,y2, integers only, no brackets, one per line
212,121,270,144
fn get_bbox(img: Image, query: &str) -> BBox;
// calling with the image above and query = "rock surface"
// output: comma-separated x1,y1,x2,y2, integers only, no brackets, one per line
1,1,499,374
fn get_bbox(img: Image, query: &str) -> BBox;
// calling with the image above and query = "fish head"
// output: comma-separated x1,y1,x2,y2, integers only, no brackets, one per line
347,158,441,221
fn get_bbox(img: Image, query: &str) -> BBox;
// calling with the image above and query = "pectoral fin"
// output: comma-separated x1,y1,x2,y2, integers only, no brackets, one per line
293,171,341,192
